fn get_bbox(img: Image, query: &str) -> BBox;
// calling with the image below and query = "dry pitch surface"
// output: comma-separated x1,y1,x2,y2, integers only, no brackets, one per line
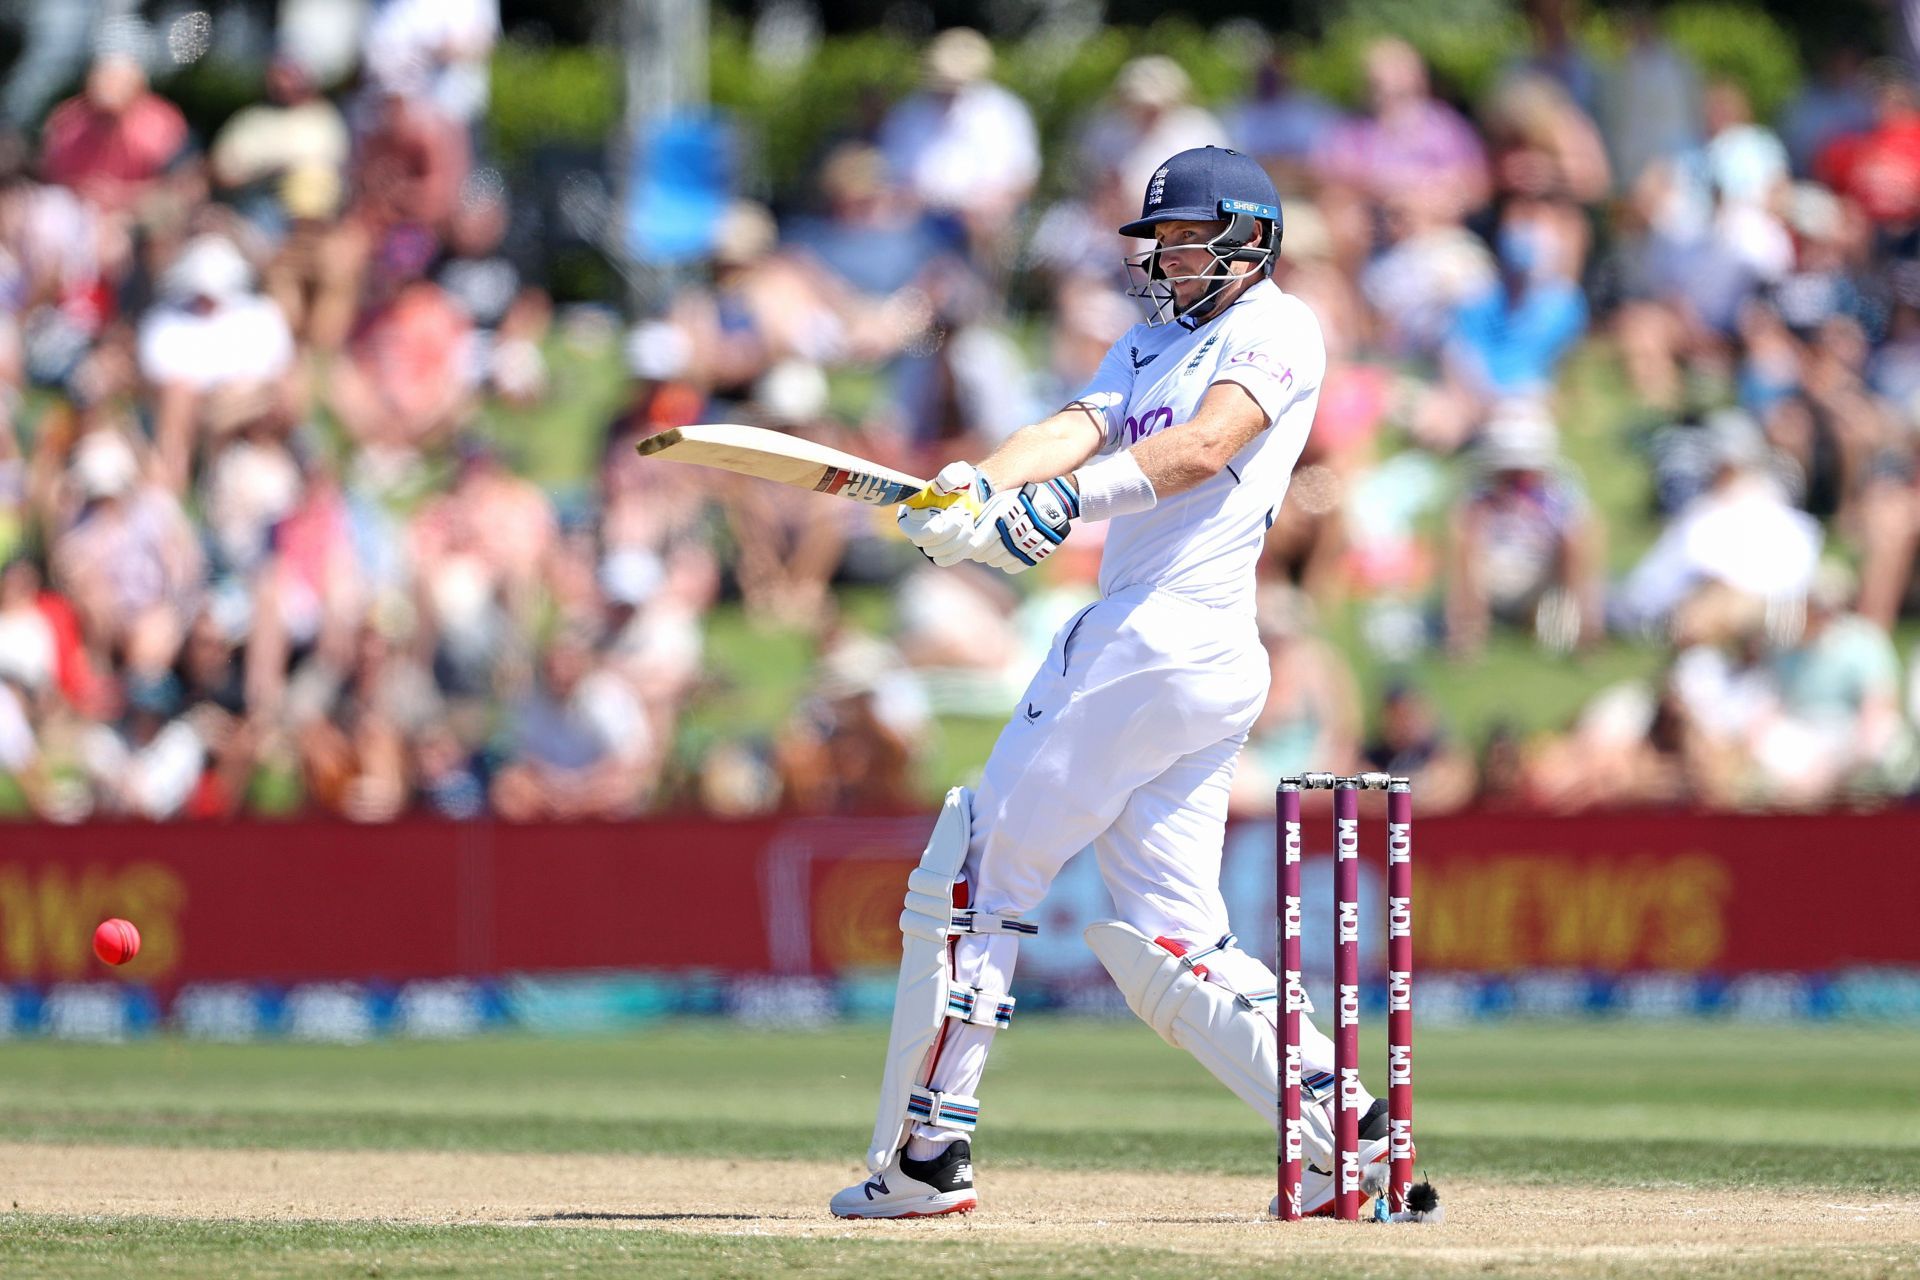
5,1025,1919,1276
8,1143,1920,1276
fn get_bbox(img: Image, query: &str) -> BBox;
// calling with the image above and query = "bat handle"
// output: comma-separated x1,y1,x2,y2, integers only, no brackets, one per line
901,486,964,511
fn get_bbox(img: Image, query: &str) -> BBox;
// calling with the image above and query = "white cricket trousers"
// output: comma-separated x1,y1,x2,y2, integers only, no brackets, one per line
909,584,1339,1148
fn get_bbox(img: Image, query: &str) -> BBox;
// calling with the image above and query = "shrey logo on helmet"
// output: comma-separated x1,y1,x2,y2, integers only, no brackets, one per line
1119,145,1285,327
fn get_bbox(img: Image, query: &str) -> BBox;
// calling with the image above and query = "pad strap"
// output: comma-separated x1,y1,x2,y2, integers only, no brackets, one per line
954,910,1039,936
1173,934,1277,1015
906,1087,981,1132
947,984,1015,1029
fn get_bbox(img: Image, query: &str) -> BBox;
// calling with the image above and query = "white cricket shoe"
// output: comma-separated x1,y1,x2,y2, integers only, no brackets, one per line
830,1140,977,1219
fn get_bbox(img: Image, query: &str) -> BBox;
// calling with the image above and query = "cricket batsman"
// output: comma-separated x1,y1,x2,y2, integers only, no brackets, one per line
831,146,1395,1219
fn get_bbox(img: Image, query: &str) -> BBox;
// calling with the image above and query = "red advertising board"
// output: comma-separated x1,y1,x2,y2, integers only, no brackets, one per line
0,809,1913,988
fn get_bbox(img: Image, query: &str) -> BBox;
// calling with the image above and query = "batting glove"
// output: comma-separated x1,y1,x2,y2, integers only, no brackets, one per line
987,476,1080,573
898,461,992,565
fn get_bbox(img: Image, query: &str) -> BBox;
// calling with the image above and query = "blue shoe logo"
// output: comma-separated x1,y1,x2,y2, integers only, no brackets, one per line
863,1175,889,1199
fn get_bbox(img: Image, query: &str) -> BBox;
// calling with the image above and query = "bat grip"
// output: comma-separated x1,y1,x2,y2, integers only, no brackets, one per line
901,487,965,511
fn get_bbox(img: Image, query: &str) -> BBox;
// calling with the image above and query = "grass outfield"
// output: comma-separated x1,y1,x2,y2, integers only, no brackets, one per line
1,1019,1917,1278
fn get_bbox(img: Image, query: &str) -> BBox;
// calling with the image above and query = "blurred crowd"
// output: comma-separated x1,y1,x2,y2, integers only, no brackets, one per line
4,0,1920,822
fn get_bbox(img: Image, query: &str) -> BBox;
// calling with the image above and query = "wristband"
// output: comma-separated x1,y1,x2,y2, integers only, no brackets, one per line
1074,449,1158,521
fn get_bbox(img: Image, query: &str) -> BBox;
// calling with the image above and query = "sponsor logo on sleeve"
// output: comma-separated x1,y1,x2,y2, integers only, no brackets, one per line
1225,349,1294,388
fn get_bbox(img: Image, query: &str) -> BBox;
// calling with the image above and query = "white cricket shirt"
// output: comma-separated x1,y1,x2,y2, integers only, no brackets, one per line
1073,278,1324,616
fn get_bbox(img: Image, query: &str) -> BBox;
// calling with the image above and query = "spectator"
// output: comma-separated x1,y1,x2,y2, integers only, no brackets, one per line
776,628,926,813
1854,437,1920,630
349,87,471,243
1645,391,1830,532
1482,73,1612,211
1600,6,1702,194
1475,718,1531,810
1,143,123,401
491,627,654,820
663,199,913,411
418,438,554,608
782,143,956,366
50,428,203,678
211,52,351,240
244,448,373,718
39,51,188,216
888,272,1039,457
604,542,716,755
1317,38,1491,222
878,28,1040,260
1749,563,1915,805
1082,56,1229,208
1872,289,1920,431
1610,147,1786,412
894,560,1024,705
0,557,57,696
1664,581,1777,806
719,371,849,630
1703,80,1791,211
1778,45,1877,179
412,721,488,819
212,51,364,352
435,169,549,404
1773,185,1884,344
1615,412,1823,633
1445,400,1604,658
0,668,44,816
1225,48,1347,193
1361,190,1498,360
80,676,230,820
198,385,303,579
1422,205,1588,449
1800,315,1899,526
137,233,297,494
403,438,553,702
1360,682,1478,814
290,620,438,821
1519,676,1697,811
175,606,248,718
1814,70,1920,231
1502,0,1604,121
326,265,476,465
1026,164,1140,291
361,0,500,134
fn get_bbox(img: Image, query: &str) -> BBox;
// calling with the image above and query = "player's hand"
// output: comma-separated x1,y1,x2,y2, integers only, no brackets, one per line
898,461,991,564
985,477,1079,573
931,475,1079,575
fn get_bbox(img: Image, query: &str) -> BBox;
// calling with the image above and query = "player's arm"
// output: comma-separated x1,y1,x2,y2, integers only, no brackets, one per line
1095,381,1268,500
897,404,1104,573
975,405,1106,491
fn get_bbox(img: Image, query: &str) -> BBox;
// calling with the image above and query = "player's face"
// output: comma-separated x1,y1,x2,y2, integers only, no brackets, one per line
1155,219,1242,308
1154,220,1222,293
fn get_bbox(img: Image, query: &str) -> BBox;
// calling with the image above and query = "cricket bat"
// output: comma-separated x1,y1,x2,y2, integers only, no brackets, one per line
635,424,956,508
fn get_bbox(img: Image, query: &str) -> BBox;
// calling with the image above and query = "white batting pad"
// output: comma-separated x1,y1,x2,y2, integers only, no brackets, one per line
865,786,972,1170
1085,920,1334,1169
864,786,1038,1170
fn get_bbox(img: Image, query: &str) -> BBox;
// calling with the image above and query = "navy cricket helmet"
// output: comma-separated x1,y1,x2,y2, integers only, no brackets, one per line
1119,145,1283,247
1119,146,1284,325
